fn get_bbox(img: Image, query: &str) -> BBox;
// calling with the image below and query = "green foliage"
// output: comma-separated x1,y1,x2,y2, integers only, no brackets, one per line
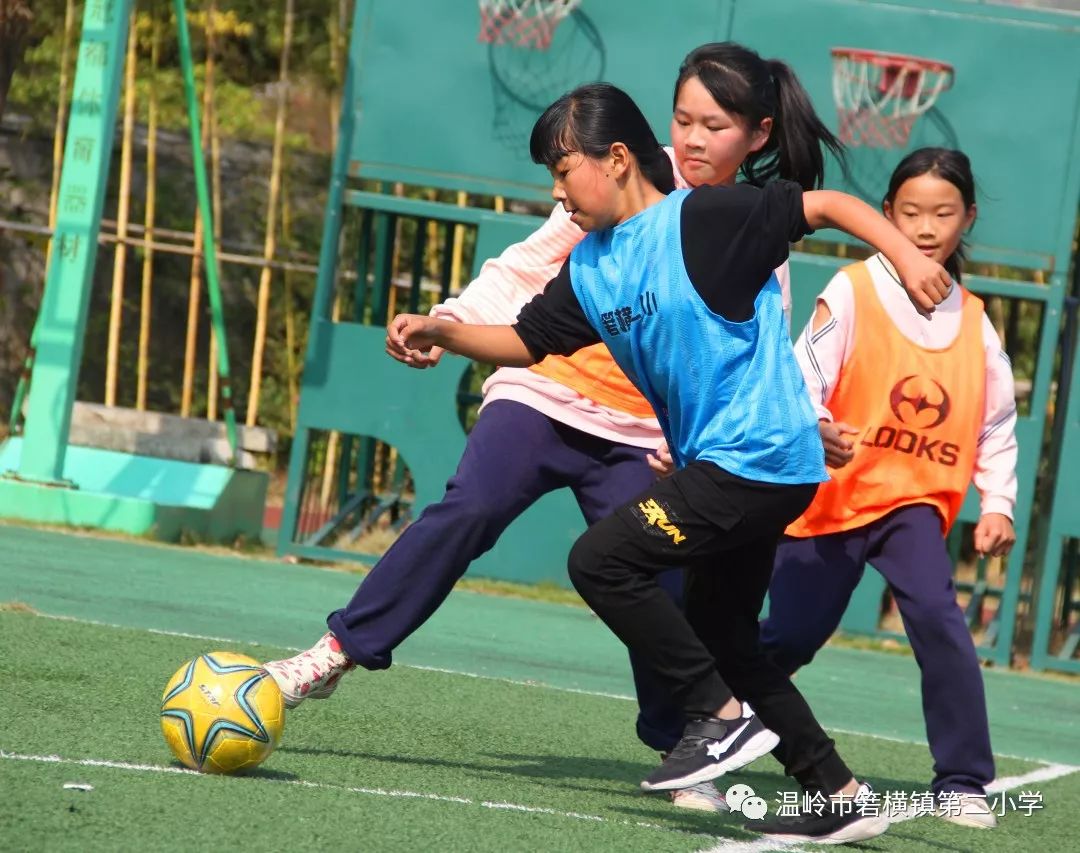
8,0,347,147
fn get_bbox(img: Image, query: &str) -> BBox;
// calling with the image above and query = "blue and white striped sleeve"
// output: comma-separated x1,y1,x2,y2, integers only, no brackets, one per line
792,272,855,421
974,314,1018,519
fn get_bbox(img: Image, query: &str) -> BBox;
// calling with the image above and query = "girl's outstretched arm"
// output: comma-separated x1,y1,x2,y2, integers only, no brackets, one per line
804,190,952,315
386,314,536,367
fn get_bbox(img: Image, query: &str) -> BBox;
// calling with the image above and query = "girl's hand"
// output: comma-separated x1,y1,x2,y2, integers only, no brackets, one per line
386,314,442,365
973,513,1016,558
819,421,859,468
402,345,446,370
646,441,675,478
894,251,952,317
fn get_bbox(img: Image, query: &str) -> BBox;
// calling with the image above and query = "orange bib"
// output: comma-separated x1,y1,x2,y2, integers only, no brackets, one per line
786,261,985,537
529,344,655,419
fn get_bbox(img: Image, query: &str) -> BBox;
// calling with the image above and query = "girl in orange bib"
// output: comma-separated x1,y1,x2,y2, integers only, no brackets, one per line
761,149,1018,830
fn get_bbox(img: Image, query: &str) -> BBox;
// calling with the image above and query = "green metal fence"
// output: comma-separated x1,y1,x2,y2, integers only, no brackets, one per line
279,0,1080,669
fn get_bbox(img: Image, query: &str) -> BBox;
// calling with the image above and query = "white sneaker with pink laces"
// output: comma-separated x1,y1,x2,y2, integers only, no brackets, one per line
670,780,729,813
657,752,729,812
262,632,355,708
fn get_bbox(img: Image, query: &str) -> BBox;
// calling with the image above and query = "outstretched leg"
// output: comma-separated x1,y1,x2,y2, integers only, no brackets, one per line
266,402,579,704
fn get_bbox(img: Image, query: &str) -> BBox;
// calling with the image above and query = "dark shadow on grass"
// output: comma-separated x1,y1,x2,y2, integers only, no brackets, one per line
279,745,650,781
276,744,746,835
276,744,650,796
164,759,299,781
277,745,924,793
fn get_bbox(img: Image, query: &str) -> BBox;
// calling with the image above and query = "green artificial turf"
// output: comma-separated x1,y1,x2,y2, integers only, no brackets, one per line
1,610,1076,852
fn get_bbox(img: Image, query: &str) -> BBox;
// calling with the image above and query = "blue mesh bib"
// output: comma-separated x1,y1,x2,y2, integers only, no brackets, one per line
569,190,825,484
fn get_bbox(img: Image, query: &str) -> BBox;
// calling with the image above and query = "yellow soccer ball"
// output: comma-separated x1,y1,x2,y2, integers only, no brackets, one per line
160,651,285,774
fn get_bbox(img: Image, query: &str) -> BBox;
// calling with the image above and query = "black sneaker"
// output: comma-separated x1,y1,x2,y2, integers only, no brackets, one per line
744,782,889,844
640,703,779,791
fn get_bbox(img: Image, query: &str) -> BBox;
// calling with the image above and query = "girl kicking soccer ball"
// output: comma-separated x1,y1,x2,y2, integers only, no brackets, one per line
263,41,842,814
761,148,1017,830
387,83,950,844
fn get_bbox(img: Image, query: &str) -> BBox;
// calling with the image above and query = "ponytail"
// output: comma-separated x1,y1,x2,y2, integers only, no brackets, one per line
755,60,844,190
638,146,676,194
674,42,845,191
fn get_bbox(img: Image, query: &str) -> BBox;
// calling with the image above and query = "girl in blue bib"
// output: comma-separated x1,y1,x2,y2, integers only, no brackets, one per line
386,82,950,844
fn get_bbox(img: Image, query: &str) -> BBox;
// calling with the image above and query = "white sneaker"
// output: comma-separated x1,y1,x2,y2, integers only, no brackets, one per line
262,632,355,709
938,793,998,829
670,780,729,813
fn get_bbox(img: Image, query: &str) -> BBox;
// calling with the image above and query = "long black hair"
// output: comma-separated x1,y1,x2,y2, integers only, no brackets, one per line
674,42,844,191
884,147,977,282
530,82,676,194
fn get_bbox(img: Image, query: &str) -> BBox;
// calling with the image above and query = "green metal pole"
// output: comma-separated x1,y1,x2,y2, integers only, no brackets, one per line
277,0,363,554
173,0,239,464
13,0,134,484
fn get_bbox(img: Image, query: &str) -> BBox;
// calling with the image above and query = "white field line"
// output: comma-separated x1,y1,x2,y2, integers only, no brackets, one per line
0,750,719,842
693,761,1080,853
988,762,1080,792
887,760,1080,825
35,613,636,700
29,613,1058,768
29,612,1064,766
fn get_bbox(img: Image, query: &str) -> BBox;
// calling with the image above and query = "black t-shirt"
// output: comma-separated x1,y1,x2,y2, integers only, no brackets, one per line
514,180,812,362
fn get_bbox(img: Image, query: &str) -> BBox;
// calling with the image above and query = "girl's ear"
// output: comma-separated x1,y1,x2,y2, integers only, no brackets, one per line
963,203,978,231
750,117,773,153
609,141,631,178
882,199,895,223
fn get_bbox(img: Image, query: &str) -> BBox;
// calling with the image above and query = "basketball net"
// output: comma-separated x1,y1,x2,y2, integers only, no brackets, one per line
831,49,954,148
477,0,581,50
486,5,603,155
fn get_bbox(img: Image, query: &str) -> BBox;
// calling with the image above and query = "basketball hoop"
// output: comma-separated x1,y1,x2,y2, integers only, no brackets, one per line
486,7,604,155
477,0,581,50
831,48,954,148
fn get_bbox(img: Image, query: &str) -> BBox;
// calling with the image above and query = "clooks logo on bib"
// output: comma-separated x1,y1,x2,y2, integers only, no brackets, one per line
889,375,951,429
859,375,960,467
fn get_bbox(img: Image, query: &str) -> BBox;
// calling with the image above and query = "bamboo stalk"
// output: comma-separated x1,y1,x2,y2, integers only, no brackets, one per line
246,0,295,427
426,189,440,280
328,0,349,145
12,0,78,433
387,181,405,316
180,4,217,418
319,431,340,511
105,14,139,407
450,190,468,292
988,297,1006,345
318,297,343,510
372,439,384,494
282,172,298,433
180,195,205,414
136,13,161,412
174,0,239,456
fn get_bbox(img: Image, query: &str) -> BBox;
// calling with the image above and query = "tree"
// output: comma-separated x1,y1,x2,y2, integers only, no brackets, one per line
0,0,33,123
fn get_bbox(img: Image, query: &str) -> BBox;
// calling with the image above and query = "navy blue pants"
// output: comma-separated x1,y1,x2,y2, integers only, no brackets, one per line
328,400,686,752
760,504,995,796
